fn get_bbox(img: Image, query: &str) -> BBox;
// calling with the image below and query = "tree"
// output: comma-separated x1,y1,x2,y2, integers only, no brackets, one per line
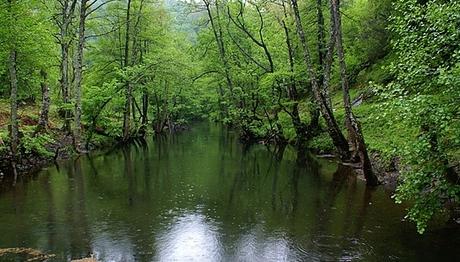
290,0,350,159
385,0,460,233
331,0,378,186
54,0,78,134
122,0,133,141
36,70,51,134
5,0,18,159
74,0,89,150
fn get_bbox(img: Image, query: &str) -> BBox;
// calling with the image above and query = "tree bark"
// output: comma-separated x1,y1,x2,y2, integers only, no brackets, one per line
203,0,233,92
331,0,379,186
316,0,326,72
308,0,326,129
290,0,350,160
61,42,72,133
122,0,132,141
74,0,88,151
36,70,51,134
57,0,78,134
9,50,19,158
280,2,308,146
141,90,148,129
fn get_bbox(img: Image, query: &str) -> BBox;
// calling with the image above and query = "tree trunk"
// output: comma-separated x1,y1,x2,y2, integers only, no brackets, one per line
74,0,88,151
308,0,326,130
61,43,72,133
132,95,137,128
280,3,308,145
141,89,148,132
9,50,19,158
203,0,233,92
290,0,350,160
58,0,77,135
123,84,132,140
122,0,132,141
36,69,50,134
316,0,326,72
331,0,379,186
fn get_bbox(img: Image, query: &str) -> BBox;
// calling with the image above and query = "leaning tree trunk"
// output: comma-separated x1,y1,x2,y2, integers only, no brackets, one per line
331,0,379,186
36,69,50,134
203,0,233,92
280,4,308,145
74,0,88,151
290,0,350,160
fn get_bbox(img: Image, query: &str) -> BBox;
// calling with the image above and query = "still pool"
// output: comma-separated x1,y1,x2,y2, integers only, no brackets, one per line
0,123,458,261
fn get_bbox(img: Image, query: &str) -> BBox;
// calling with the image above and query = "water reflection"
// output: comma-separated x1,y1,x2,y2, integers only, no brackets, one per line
156,211,221,262
0,123,459,261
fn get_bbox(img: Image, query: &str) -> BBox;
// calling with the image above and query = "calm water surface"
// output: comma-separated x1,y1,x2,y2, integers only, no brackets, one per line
0,123,459,261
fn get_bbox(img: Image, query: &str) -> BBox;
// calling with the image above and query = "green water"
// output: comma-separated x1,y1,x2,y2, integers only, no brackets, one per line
0,123,458,261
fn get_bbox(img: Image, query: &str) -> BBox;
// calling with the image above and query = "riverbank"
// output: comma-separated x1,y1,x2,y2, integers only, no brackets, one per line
0,99,196,178
0,86,436,191
0,100,117,177
0,95,403,188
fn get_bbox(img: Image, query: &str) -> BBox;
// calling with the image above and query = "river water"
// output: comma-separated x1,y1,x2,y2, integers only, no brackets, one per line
0,123,458,261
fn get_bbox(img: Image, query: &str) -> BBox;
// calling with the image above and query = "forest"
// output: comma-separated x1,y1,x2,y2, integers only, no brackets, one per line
0,0,459,243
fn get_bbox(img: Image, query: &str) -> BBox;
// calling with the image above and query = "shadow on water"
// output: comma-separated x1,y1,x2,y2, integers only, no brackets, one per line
0,122,459,261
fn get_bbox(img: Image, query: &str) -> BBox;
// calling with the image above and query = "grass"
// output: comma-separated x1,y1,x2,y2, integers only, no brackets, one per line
301,82,420,167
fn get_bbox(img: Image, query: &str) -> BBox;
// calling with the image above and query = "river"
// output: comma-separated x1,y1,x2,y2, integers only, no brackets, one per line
0,123,458,261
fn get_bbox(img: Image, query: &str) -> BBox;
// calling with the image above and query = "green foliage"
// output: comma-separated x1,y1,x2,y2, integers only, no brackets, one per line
20,131,54,158
383,0,460,233
0,130,9,154
0,0,57,100
308,132,334,154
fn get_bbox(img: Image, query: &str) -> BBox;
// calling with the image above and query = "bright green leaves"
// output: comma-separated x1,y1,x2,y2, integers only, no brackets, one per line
385,0,460,233
0,0,56,99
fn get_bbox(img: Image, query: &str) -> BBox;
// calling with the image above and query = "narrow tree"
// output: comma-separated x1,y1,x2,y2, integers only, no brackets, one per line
331,0,378,185
122,0,133,141
74,0,89,151
290,0,350,160
7,0,18,159
36,70,51,134
9,51,18,158
277,0,308,146
203,0,233,92
55,0,78,134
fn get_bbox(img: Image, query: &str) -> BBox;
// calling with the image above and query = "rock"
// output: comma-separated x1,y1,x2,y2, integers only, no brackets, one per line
72,254,98,262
